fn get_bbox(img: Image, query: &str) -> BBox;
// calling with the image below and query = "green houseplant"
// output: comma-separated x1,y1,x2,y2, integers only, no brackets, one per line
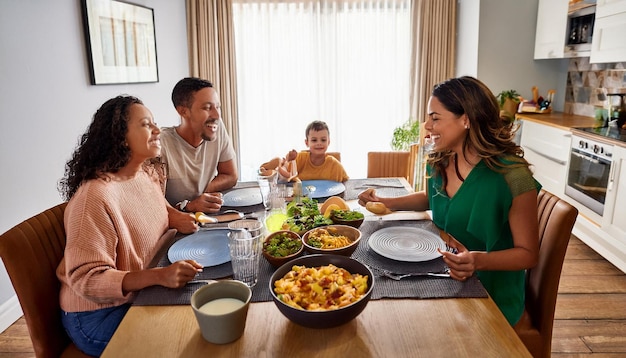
391,118,419,151
496,89,521,122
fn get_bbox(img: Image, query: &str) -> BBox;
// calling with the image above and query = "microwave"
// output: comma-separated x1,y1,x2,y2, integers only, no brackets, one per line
565,3,596,57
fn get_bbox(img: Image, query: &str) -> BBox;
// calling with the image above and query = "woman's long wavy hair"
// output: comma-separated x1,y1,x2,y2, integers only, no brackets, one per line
59,95,143,200
427,76,527,185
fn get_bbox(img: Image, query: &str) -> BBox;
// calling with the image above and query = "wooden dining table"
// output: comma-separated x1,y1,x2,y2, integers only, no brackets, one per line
101,178,532,357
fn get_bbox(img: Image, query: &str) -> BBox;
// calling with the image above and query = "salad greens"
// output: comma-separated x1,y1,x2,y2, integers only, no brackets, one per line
331,210,364,221
264,233,302,257
283,197,332,233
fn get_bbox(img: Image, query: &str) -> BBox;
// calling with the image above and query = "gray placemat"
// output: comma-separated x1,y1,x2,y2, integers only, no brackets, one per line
354,220,487,299
343,178,410,200
133,219,486,306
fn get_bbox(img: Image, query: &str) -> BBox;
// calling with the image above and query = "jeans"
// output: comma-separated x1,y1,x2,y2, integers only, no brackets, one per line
61,304,131,356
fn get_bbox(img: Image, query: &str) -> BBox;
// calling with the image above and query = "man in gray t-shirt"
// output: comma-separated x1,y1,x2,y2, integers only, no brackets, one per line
160,78,238,228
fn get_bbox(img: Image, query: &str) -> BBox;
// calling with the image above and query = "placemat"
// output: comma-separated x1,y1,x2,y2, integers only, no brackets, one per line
133,219,486,306
354,220,487,299
343,178,410,201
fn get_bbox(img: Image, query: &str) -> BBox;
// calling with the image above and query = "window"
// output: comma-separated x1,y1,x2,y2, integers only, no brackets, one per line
233,0,411,181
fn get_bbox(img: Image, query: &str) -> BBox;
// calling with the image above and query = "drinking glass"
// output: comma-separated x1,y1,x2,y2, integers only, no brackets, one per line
227,221,264,288
257,172,277,210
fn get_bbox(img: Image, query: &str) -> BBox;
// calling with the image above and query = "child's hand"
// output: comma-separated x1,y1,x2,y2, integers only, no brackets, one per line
285,149,297,161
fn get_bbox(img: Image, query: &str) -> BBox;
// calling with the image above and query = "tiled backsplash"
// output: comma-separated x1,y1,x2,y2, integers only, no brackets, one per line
565,58,626,118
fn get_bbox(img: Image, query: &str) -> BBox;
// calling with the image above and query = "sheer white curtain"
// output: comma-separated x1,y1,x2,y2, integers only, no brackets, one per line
232,0,411,181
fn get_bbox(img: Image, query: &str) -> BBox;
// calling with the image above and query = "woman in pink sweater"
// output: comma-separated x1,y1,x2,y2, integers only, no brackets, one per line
56,96,203,356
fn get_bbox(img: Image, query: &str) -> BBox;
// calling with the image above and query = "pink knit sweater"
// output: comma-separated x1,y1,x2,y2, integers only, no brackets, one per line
56,170,169,312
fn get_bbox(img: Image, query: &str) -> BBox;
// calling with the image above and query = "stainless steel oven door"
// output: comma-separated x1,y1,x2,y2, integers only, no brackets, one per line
565,147,612,216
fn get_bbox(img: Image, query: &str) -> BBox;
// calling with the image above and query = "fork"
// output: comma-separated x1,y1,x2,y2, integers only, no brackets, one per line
442,232,459,254
382,269,450,280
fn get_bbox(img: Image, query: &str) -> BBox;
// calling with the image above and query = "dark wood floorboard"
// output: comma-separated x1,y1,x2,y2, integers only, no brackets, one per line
1,235,625,356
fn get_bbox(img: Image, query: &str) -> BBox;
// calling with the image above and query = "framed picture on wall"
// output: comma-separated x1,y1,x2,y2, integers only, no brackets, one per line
81,0,159,85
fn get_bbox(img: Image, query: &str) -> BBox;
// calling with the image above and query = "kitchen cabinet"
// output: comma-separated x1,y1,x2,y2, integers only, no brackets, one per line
534,0,569,59
603,145,626,238
596,0,626,18
590,3,626,63
520,120,572,197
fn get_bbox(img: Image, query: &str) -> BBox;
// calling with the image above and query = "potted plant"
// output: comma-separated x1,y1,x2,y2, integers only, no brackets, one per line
496,89,521,121
391,118,419,151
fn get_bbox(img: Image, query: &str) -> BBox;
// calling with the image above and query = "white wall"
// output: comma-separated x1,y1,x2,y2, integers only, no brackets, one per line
0,0,189,332
456,0,569,110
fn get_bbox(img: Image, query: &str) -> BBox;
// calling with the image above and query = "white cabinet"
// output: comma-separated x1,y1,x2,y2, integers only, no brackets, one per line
603,145,626,238
590,8,626,63
520,120,572,197
596,0,626,17
534,0,569,59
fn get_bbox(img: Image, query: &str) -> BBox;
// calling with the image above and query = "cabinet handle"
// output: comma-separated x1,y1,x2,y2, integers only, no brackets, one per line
526,146,567,165
608,160,617,192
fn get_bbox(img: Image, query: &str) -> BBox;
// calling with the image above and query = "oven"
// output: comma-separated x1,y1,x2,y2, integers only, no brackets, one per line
565,134,614,216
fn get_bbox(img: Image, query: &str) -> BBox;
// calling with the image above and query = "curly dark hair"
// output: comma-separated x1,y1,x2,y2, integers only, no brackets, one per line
427,76,527,186
58,95,143,200
171,77,214,109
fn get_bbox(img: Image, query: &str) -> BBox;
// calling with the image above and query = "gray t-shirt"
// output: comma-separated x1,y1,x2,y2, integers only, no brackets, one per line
159,125,236,206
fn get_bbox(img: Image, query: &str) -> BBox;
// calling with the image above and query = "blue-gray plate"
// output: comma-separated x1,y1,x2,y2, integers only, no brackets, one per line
301,180,345,198
223,187,263,207
167,229,230,267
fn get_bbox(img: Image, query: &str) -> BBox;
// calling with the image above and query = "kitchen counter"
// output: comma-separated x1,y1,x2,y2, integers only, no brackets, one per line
516,112,596,130
518,111,626,274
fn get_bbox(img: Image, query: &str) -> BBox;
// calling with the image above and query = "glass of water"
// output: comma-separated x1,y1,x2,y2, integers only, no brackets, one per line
227,221,264,288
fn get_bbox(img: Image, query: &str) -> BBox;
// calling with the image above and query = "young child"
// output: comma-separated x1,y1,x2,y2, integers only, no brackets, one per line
259,121,349,182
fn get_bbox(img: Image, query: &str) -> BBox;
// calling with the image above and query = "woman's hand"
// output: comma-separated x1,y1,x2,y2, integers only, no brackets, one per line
168,207,198,234
160,260,203,289
438,237,475,281
357,188,380,207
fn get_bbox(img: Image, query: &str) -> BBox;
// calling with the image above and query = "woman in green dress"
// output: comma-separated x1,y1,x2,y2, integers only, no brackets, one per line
358,76,541,326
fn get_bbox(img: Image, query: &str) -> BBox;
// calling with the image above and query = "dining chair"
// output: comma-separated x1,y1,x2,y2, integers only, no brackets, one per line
514,189,578,358
0,202,92,358
327,152,341,162
408,143,420,189
367,151,411,184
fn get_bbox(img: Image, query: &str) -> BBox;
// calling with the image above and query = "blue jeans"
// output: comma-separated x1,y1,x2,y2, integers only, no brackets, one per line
61,304,130,356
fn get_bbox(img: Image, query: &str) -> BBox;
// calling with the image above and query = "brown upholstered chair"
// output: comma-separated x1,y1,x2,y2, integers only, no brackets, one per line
408,143,420,188
0,202,91,358
367,151,411,184
514,189,578,358
327,152,341,162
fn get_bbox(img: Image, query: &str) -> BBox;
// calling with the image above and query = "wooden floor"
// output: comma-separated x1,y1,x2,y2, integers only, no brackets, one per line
1,236,625,357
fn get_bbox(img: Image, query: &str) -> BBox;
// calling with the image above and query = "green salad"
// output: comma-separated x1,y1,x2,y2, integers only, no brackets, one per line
264,232,302,257
331,210,365,221
282,197,332,233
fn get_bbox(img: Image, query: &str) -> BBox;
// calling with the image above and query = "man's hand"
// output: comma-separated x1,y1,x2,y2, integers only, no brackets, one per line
188,192,224,214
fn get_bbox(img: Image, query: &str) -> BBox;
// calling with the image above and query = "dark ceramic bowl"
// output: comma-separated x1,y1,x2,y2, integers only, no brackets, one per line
269,254,374,328
262,230,303,268
329,210,365,229
302,225,361,256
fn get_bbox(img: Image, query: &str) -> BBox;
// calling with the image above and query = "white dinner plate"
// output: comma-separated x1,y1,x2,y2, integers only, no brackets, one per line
167,229,230,267
368,227,445,262
223,187,263,207
301,180,345,198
